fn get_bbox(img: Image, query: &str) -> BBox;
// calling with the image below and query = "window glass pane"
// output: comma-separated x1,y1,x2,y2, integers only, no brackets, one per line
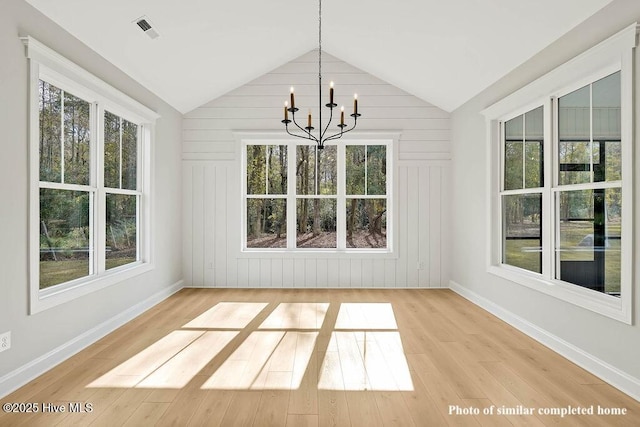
247,145,266,195
267,145,287,195
296,199,337,248
367,145,386,195
122,120,138,190
502,194,541,273
559,85,590,185
318,145,337,195
524,106,543,188
246,199,286,248
504,115,523,190
346,199,387,248
296,145,316,195
39,189,90,289
39,80,62,183
592,72,621,182
63,92,90,185
106,194,137,269
556,188,621,296
346,145,366,195
104,111,120,189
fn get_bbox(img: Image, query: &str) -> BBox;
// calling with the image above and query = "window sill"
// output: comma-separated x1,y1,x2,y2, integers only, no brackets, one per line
487,264,630,324
238,249,397,260
30,262,154,314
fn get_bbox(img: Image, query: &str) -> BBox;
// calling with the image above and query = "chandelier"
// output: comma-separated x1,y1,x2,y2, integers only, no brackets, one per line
281,0,360,149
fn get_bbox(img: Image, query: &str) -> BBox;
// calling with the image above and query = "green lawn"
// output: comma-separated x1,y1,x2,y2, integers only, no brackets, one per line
505,221,621,294
40,258,136,289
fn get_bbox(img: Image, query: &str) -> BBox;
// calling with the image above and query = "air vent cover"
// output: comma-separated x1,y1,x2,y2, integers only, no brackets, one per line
134,16,159,39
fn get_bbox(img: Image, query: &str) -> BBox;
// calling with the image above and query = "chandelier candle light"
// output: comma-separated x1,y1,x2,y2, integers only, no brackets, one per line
281,0,361,149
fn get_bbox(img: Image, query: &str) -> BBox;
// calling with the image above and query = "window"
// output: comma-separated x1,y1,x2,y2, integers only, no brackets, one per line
24,36,158,313
242,139,392,252
483,24,636,323
502,107,544,274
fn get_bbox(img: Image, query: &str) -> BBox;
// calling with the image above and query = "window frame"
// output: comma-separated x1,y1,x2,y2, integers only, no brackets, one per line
482,24,637,324
238,132,398,257
24,36,159,314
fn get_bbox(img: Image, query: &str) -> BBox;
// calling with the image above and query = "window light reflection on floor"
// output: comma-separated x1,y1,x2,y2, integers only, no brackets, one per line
86,301,413,392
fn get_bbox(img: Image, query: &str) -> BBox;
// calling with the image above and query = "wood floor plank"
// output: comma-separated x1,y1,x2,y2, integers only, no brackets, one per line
219,391,262,426
122,402,170,426
286,414,318,427
2,288,639,427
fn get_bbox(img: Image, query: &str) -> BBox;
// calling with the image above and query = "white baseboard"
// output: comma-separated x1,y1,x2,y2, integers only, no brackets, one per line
0,280,184,399
449,280,640,402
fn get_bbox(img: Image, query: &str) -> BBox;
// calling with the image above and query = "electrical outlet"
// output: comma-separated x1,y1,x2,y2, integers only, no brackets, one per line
0,331,10,353
417,261,426,270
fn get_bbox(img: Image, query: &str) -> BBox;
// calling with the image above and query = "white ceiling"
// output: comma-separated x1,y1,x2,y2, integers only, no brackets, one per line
24,0,613,113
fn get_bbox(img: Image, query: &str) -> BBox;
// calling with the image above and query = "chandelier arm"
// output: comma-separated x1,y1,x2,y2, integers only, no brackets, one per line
285,125,318,143
290,112,318,142
323,119,359,142
320,105,334,141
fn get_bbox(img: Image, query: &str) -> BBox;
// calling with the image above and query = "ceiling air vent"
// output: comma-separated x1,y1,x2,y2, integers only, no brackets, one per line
134,16,159,39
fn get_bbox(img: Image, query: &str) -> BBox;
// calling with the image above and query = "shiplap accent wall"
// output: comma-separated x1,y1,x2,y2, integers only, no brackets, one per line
183,51,451,288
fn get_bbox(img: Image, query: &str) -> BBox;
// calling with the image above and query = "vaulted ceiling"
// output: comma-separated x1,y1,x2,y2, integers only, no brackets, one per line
24,0,613,113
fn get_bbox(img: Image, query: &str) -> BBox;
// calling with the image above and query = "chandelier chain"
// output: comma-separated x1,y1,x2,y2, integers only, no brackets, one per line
318,0,322,82
281,0,360,148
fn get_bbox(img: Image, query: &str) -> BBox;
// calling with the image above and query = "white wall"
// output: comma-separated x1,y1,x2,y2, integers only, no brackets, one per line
0,0,182,394
451,0,640,393
183,52,451,288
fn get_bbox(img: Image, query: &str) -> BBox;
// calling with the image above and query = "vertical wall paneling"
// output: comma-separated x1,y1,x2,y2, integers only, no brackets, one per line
384,259,396,287
339,259,351,287
248,259,261,286
327,259,339,287
406,166,420,287
214,166,228,286
259,259,271,288
294,258,306,287
316,259,328,287
271,259,283,288
182,166,194,287
192,165,205,286
237,258,249,287
396,166,409,287
350,259,363,288
440,165,452,286
361,259,374,289
418,167,430,287
429,167,442,286
182,51,451,289
282,259,294,287
225,167,239,287
305,259,317,288
372,259,385,287
203,166,215,286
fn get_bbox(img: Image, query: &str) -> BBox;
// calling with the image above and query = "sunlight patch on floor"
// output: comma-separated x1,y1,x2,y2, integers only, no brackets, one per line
202,331,318,390
335,303,398,330
259,302,329,329
183,302,269,329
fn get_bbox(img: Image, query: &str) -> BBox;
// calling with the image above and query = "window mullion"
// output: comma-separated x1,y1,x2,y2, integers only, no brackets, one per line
542,99,554,280
96,104,106,274
336,143,346,250
60,91,65,184
287,142,296,249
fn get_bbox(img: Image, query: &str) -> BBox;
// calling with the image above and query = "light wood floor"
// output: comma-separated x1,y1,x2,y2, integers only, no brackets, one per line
1,288,638,426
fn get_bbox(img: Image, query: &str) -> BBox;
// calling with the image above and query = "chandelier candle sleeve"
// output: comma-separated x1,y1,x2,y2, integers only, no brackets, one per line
354,94,358,115
290,87,295,109
308,110,312,128
340,106,344,126
284,102,288,121
330,81,334,105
